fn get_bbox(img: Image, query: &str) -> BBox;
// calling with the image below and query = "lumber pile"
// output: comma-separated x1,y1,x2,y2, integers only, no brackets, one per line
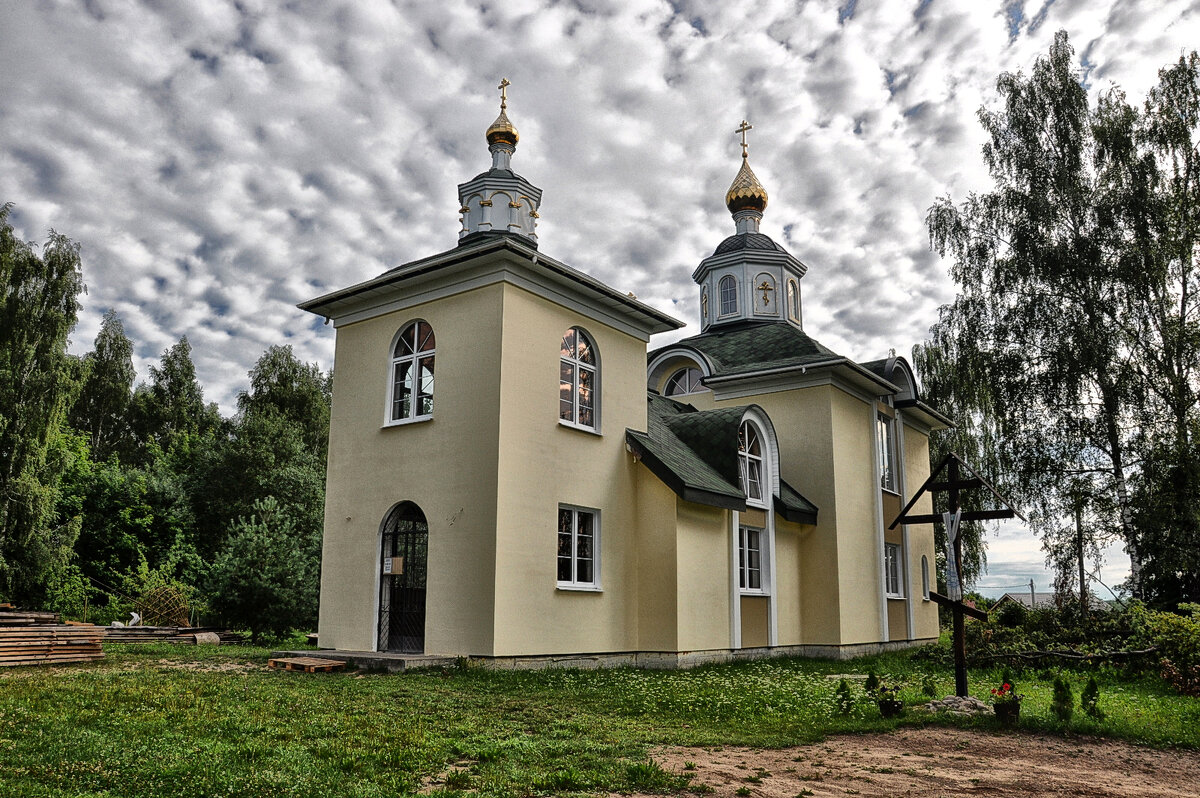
0,623,104,667
268,656,344,673
0,609,61,626
102,625,245,645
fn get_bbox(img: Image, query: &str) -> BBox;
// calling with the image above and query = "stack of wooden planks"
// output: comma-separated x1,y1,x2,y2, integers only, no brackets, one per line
102,625,244,645
0,623,104,667
0,609,61,626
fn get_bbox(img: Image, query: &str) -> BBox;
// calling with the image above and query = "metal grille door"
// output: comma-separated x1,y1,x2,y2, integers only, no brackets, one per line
378,503,428,653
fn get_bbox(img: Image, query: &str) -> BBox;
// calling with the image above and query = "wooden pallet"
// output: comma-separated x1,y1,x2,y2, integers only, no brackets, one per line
268,656,345,673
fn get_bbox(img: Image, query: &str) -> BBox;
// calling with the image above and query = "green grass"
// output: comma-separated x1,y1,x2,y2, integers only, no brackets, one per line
0,644,1196,797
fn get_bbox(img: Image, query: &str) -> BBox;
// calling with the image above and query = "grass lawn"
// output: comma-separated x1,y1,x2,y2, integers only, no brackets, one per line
1,642,1197,797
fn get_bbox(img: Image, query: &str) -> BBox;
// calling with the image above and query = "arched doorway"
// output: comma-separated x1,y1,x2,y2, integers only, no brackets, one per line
378,502,428,653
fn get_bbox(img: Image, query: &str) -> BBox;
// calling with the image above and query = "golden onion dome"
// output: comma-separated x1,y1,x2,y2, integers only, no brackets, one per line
486,108,519,146
725,155,768,214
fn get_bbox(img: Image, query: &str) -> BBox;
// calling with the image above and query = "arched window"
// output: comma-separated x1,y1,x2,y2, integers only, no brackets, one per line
738,421,765,506
664,367,705,396
719,275,738,316
559,327,597,429
921,555,930,600
787,280,800,322
389,321,435,423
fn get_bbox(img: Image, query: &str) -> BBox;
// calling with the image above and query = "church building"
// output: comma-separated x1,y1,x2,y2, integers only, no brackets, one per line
300,84,950,667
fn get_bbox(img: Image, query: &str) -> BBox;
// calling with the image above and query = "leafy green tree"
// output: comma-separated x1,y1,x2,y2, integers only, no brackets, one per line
1097,52,1200,607
922,32,1138,601
129,336,222,460
207,496,319,641
0,204,86,602
237,344,331,455
69,308,135,461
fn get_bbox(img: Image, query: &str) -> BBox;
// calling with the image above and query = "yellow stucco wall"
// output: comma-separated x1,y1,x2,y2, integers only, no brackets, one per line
902,419,939,639
318,284,504,655
675,499,731,651
829,388,883,644
773,517,805,645
634,475,679,652
491,284,650,656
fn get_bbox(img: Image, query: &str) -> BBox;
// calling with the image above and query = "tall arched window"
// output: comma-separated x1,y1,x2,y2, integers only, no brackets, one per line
389,321,435,423
719,275,738,316
921,555,930,600
664,367,705,396
786,280,800,322
738,421,765,506
559,327,597,429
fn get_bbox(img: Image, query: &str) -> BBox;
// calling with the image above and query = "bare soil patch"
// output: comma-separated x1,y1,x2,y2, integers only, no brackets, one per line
642,728,1200,797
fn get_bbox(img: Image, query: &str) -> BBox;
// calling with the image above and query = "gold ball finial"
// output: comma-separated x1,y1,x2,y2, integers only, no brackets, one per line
725,119,767,214
486,77,519,147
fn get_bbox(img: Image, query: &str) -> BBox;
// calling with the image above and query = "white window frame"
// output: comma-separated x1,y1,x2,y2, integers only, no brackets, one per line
557,505,600,591
738,421,767,508
877,412,898,493
885,542,903,598
664,366,706,396
559,327,599,432
718,275,738,317
386,320,435,426
738,526,767,595
786,279,800,322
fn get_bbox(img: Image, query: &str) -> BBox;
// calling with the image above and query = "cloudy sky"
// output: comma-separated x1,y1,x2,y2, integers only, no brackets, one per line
4,0,1196,595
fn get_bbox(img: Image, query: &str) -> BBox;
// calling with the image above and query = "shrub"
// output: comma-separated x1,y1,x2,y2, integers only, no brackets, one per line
1130,603,1200,695
1051,677,1074,723
835,679,854,715
1081,676,1104,719
995,600,1027,628
864,670,879,695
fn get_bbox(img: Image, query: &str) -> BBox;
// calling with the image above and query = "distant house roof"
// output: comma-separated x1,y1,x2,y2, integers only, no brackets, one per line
625,393,818,525
994,592,1108,610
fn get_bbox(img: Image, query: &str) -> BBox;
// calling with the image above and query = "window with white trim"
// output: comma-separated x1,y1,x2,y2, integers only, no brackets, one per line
738,421,765,506
877,412,897,492
559,327,597,429
557,506,599,588
786,280,800,322
885,542,903,598
718,275,737,316
921,554,930,600
389,321,435,423
738,526,764,592
664,367,706,396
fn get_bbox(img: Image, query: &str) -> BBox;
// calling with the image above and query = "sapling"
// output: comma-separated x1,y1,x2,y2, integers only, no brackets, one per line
1081,676,1105,719
864,670,880,695
835,679,854,715
1051,677,1074,723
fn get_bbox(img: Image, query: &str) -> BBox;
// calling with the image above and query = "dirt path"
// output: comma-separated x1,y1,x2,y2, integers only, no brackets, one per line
641,728,1200,797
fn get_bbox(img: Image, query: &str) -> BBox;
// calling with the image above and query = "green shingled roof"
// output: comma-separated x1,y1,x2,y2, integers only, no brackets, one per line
626,393,818,524
651,320,843,378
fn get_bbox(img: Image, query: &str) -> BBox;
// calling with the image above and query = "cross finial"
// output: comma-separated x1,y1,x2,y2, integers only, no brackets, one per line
735,119,753,159
498,78,511,111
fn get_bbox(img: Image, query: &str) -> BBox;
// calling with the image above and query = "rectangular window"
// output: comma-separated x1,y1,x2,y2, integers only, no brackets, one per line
738,527,763,592
877,412,897,492
885,542,903,598
557,506,599,589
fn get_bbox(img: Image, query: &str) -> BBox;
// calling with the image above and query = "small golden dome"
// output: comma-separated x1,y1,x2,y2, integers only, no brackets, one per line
486,108,519,146
725,156,768,214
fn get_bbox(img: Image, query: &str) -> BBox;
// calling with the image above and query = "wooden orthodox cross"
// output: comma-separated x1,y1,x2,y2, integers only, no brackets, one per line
890,452,1023,696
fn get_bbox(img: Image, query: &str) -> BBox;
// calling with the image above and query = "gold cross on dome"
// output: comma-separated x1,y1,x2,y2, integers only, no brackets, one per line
498,78,511,110
736,119,753,158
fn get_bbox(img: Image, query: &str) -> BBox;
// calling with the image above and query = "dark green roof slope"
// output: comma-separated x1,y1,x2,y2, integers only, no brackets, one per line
651,320,843,378
626,393,818,524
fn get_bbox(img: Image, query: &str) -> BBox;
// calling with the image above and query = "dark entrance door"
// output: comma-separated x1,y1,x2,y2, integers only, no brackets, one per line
378,502,428,653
